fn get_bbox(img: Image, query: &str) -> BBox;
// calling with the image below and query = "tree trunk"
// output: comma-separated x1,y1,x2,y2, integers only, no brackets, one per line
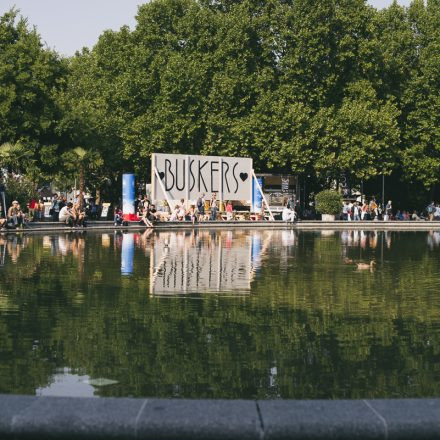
79,165,85,208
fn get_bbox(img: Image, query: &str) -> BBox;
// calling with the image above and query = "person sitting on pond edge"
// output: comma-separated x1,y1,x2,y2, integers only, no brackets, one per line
7,201,24,228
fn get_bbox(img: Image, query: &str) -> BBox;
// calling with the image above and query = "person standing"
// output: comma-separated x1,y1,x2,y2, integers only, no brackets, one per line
51,195,62,222
28,198,37,221
427,201,436,221
226,201,233,221
361,201,368,220
353,202,360,221
384,200,392,221
210,193,218,221
342,202,347,220
347,201,353,221
369,198,378,220
196,193,205,222
260,201,266,221
36,198,45,221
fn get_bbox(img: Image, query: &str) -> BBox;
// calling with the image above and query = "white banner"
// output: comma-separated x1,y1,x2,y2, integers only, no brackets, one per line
152,153,253,202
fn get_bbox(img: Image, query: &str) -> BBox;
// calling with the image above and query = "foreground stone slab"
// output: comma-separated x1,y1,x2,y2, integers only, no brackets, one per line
365,399,440,440
136,399,261,439
258,399,385,439
1,395,440,439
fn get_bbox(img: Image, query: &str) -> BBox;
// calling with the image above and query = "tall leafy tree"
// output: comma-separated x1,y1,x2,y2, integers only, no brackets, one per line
0,9,66,177
402,0,440,189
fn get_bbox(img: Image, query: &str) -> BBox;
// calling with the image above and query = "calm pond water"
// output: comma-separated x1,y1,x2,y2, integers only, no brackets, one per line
1,229,440,399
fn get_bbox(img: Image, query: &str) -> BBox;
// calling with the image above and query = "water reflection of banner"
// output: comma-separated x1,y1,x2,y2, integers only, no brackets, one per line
150,232,252,295
121,233,134,275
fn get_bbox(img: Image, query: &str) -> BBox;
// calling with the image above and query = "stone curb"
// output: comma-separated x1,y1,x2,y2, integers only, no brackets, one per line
1,395,440,439
2,220,440,234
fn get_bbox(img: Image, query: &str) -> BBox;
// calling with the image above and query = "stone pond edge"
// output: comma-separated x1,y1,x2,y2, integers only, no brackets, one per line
4,219,440,234
1,394,440,439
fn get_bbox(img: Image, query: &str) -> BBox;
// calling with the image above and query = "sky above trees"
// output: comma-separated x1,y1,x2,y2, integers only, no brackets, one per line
1,0,412,56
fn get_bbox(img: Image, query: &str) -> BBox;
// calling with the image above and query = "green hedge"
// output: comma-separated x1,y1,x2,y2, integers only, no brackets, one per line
315,190,342,215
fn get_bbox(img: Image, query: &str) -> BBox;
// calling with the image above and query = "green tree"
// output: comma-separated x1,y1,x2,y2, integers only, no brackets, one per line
314,81,400,181
0,9,66,178
401,0,440,189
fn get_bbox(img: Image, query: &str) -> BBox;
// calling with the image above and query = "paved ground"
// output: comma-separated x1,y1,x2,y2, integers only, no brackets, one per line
1,394,439,439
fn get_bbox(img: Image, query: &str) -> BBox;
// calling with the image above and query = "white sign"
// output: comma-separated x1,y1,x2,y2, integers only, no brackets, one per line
101,202,111,218
44,202,52,218
152,153,253,202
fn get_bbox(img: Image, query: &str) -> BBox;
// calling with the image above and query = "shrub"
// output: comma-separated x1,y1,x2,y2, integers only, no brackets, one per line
3,177,38,210
315,190,342,215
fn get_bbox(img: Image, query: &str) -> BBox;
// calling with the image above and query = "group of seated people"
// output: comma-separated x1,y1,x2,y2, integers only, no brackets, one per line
58,202,87,227
113,193,297,226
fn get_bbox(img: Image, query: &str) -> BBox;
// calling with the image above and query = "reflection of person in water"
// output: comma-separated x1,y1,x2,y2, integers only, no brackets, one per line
6,235,27,263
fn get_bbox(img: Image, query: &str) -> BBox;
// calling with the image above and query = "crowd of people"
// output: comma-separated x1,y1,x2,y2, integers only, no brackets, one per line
0,194,99,230
340,199,429,221
3,190,440,230
111,192,290,227
114,192,269,227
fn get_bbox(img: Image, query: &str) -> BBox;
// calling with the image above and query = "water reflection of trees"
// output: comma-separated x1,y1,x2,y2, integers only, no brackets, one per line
1,230,440,399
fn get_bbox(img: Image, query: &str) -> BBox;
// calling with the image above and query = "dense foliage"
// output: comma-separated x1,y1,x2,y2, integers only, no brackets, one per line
1,0,440,206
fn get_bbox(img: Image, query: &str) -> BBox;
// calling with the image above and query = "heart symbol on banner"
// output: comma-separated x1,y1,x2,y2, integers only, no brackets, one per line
239,173,248,182
158,171,165,180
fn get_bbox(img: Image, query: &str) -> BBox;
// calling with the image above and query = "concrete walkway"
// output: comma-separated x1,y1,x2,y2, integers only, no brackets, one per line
1,394,439,439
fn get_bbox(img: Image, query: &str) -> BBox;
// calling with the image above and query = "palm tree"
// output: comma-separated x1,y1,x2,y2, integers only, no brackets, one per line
0,142,32,173
72,147,87,207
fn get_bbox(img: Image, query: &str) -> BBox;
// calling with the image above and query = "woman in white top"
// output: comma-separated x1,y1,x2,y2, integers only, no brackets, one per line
170,205,180,221
282,206,295,222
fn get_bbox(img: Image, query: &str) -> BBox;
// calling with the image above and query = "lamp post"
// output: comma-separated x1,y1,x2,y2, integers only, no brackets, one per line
382,174,385,211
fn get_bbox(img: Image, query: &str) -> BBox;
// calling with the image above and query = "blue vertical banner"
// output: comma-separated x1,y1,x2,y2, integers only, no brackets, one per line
122,173,135,215
252,177,263,212
121,233,134,275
